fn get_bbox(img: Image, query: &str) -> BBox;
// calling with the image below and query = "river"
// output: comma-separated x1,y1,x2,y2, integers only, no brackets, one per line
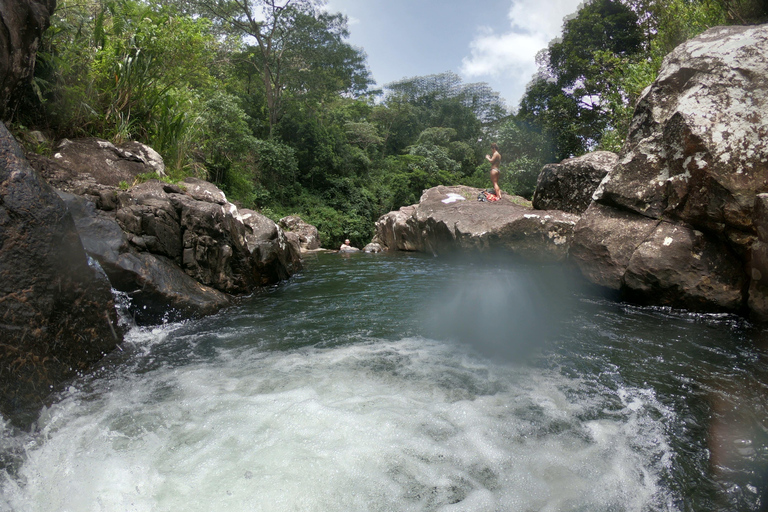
1,251,768,511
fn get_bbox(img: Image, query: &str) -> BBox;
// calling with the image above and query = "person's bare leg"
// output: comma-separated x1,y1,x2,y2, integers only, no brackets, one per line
490,169,501,198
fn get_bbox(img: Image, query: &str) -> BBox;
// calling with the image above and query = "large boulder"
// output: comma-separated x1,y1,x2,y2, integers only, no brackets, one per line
622,221,744,311
279,215,321,251
60,191,231,325
533,151,618,214
571,24,768,316
0,123,121,421
31,145,301,324
50,137,166,188
0,0,55,120
572,204,744,310
570,203,660,291
115,178,301,298
240,208,302,284
373,205,419,252
373,185,579,262
595,24,768,246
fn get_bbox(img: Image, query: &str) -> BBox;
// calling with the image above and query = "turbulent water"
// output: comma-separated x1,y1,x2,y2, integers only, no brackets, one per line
2,252,768,511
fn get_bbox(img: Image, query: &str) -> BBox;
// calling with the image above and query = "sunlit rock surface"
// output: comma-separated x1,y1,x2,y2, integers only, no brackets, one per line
374,185,579,262
279,215,321,251
570,23,768,315
595,23,768,241
533,151,617,214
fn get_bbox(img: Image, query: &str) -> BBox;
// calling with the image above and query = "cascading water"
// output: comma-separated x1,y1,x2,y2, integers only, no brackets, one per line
1,252,767,511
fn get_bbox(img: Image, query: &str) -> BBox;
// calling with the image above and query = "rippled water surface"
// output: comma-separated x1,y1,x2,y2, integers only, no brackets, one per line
2,252,768,511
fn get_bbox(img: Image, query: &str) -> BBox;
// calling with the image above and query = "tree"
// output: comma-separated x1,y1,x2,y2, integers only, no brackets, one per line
193,0,371,133
517,0,644,158
385,71,508,124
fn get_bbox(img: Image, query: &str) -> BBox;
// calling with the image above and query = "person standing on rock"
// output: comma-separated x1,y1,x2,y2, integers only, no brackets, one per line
485,143,502,199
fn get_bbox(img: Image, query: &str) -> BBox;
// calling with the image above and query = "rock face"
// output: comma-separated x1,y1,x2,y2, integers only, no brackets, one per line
52,137,166,187
373,185,579,262
0,0,55,120
569,24,768,314
0,123,121,420
279,215,321,251
532,151,617,214
59,191,231,325
29,143,302,324
50,173,302,323
597,24,768,237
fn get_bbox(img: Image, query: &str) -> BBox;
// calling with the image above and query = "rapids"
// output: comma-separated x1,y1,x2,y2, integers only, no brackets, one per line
1,252,767,511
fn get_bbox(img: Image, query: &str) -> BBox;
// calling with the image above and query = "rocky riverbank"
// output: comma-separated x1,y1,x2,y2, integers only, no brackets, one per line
0,127,308,420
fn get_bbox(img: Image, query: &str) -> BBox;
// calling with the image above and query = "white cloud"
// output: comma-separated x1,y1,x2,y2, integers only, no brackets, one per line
460,0,583,104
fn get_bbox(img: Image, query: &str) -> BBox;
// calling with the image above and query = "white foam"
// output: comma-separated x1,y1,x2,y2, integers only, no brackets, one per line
0,338,675,511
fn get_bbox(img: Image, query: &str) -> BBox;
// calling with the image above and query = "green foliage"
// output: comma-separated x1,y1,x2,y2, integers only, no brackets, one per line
197,91,258,199
252,138,300,205
25,0,217,176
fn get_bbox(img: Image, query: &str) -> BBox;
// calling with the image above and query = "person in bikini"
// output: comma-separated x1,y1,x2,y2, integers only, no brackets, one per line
485,143,501,199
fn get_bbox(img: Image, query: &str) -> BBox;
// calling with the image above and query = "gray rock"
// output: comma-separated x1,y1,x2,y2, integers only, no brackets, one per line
363,242,384,253
240,208,302,283
748,194,768,320
374,185,579,262
50,137,164,187
595,24,768,246
533,151,618,214
570,203,660,291
181,177,227,205
623,222,744,311
279,215,321,250
115,181,182,261
59,191,230,324
566,24,768,316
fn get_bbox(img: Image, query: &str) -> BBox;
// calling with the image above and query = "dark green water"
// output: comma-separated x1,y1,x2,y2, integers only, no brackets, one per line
2,251,768,511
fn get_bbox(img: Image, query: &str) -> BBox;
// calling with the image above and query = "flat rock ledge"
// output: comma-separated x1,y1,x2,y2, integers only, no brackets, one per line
373,185,579,262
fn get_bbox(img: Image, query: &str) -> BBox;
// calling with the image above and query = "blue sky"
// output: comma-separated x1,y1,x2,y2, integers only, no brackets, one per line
324,0,584,110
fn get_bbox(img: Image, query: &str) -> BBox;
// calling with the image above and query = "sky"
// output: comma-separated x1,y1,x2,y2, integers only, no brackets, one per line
323,0,585,110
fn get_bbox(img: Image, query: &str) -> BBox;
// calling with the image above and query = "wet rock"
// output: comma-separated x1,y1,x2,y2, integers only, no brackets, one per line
60,191,230,324
0,122,121,420
533,151,617,214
